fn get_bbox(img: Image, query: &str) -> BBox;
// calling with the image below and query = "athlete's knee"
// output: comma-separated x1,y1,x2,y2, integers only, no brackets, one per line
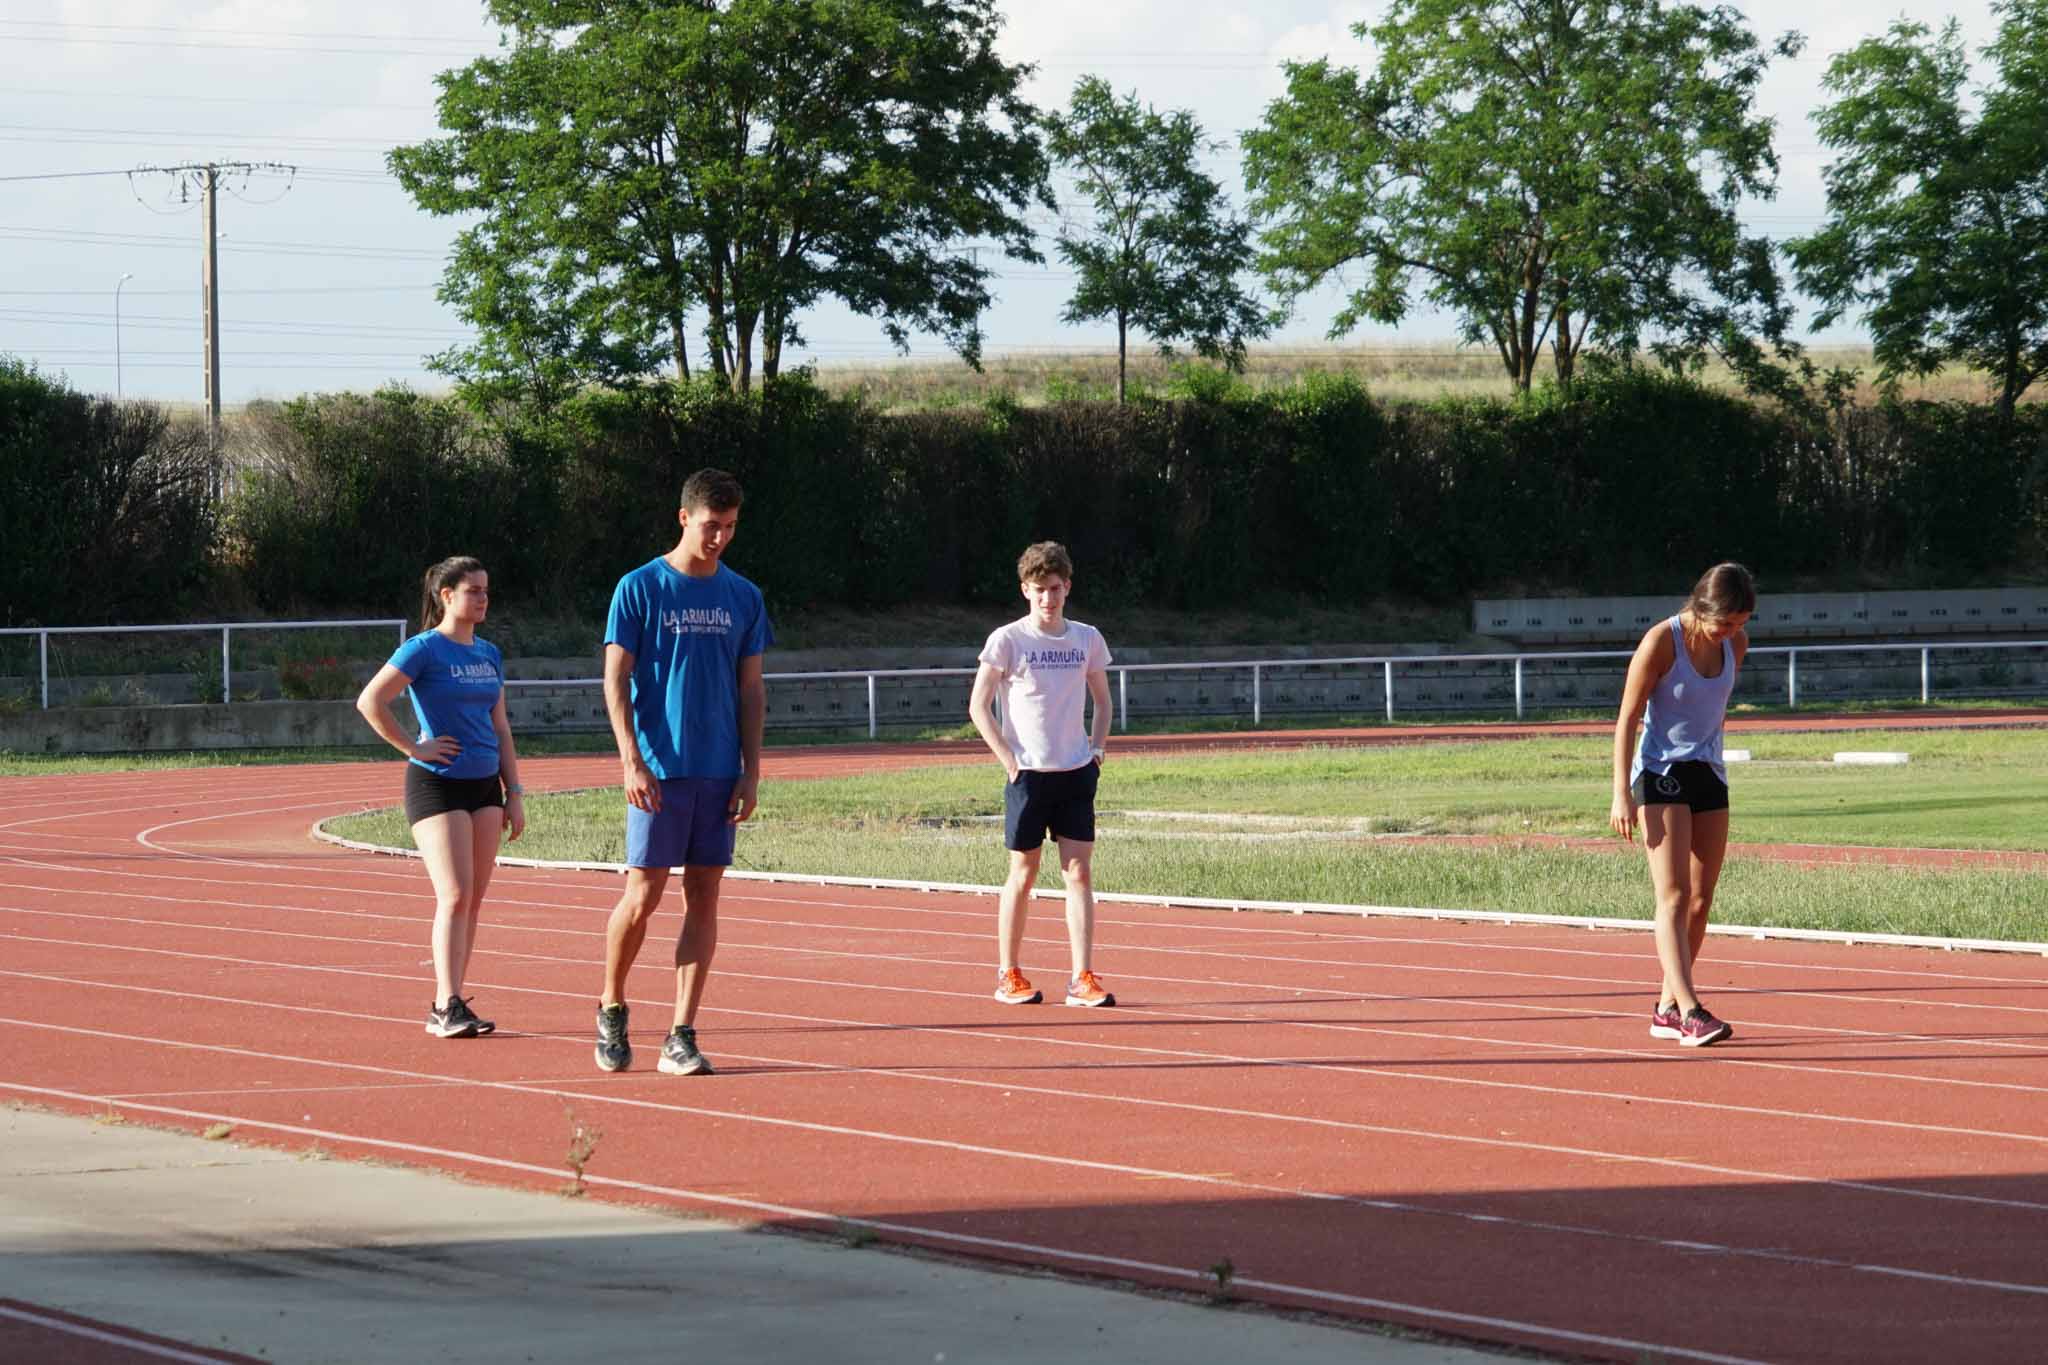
614,889,662,926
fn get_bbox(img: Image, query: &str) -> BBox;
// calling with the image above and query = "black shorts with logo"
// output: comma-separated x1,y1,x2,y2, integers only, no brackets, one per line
1003,762,1100,850
1631,760,1729,814
404,763,507,825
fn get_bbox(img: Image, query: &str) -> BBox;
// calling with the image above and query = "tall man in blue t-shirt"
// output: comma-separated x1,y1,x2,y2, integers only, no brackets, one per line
595,468,773,1076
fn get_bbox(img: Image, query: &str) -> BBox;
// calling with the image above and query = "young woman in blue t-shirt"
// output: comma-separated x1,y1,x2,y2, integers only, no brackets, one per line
1610,562,1755,1049
356,555,526,1039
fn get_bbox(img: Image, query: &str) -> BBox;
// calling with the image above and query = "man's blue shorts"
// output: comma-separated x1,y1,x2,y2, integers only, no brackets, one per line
625,777,739,868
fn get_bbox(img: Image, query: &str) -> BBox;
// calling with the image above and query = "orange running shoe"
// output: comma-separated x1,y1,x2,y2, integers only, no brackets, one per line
994,967,1042,1005
1065,970,1115,1008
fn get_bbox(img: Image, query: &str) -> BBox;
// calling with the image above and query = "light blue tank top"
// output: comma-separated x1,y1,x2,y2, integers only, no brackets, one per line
1631,616,1737,785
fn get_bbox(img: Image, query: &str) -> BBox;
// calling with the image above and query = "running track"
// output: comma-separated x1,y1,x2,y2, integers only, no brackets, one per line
3,729,2046,1363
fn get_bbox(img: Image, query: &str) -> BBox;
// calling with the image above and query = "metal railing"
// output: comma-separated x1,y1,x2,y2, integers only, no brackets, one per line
498,637,2048,738
0,620,407,708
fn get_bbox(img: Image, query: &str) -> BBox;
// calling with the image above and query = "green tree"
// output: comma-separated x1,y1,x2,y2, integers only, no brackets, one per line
1241,0,1801,392
1044,76,1271,404
390,0,1050,398
1787,3,2048,421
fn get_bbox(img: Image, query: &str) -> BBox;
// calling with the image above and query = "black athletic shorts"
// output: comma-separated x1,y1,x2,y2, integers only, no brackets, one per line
403,763,507,825
1003,762,1099,850
1631,760,1729,814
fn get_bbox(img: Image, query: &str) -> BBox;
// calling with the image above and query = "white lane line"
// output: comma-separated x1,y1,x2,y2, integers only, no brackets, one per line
9,943,2048,1190
8,868,2048,1041
9,894,2048,1086
0,781,389,835
11,920,2048,1141
7,844,2045,993
0,1303,246,1364
0,1080,1775,1365
12,965,2046,1218
7,1037,2048,1310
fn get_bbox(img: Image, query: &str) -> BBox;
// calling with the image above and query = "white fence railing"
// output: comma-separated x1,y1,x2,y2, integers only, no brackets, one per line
10,626,2045,727
500,638,2048,738
0,620,407,708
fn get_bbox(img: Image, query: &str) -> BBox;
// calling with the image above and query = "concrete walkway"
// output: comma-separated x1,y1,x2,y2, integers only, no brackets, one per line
1,1106,1512,1365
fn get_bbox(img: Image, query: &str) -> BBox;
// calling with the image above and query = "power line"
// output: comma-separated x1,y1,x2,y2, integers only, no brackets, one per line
0,285,441,297
0,225,443,260
8,85,436,113
0,123,411,151
0,17,488,45
0,168,148,183
0,308,473,340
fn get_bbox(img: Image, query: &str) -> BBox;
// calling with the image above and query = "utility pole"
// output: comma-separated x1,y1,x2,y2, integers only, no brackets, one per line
201,166,221,448
129,160,293,452
114,272,134,399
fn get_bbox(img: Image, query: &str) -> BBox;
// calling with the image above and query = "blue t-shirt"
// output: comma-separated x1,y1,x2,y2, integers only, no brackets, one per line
387,630,504,781
605,558,774,779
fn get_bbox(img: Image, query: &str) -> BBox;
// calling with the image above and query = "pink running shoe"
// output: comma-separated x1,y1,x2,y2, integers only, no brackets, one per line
1649,1002,1682,1040
1679,1006,1732,1048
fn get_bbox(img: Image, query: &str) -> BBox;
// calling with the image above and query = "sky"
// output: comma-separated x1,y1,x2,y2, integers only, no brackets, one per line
0,1,2010,405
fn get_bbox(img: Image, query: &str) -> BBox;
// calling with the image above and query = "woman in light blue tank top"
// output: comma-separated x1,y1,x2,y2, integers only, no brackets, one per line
1610,563,1755,1048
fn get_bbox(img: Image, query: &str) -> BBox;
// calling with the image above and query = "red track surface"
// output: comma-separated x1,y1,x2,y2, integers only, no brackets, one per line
4,727,2046,1363
0,1300,265,1364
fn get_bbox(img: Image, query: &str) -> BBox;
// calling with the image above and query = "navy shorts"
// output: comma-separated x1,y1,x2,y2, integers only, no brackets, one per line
1631,760,1729,814
404,764,506,825
1003,762,1099,851
625,777,739,868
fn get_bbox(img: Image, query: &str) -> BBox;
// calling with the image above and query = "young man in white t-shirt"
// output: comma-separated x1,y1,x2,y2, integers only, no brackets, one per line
968,541,1115,1008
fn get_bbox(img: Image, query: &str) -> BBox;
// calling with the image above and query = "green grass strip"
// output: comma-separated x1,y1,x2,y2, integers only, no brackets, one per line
323,729,2048,944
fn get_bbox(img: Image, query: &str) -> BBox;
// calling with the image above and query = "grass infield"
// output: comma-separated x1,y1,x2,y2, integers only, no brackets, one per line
320,727,2048,945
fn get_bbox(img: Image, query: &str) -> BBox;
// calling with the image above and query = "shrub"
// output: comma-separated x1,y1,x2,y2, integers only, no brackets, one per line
0,358,219,625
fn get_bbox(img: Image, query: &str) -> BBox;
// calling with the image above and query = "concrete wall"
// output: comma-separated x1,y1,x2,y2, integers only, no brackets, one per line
11,641,2048,755
0,699,404,756
1472,588,2048,644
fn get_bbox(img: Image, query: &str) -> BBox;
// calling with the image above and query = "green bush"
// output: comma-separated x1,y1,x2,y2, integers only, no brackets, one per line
0,358,219,625
13,356,2048,629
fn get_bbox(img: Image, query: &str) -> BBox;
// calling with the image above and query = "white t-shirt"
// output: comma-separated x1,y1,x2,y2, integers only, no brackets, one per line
978,617,1112,772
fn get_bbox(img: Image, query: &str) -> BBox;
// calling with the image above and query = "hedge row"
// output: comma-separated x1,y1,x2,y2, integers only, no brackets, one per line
1,359,219,627
6,360,2046,628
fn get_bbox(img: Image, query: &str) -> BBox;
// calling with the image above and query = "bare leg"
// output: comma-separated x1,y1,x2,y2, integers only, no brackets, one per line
673,865,724,1027
602,866,670,1007
412,811,475,1006
998,846,1041,971
1642,804,1703,1015
1685,807,1732,973
452,807,505,996
1055,835,1096,975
